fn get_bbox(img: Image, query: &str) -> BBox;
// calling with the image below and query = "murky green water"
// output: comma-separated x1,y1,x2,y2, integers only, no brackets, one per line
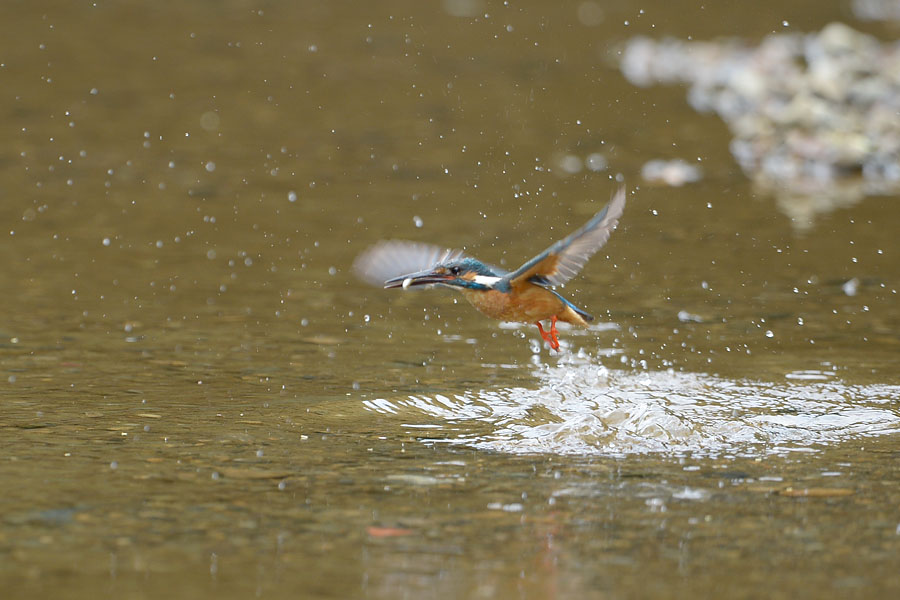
2,1,899,598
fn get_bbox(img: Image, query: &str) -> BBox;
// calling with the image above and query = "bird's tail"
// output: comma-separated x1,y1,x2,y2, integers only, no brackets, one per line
570,303,594,323
551,290,594,323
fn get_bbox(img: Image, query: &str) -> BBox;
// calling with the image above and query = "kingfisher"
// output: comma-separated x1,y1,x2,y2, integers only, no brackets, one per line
354,187,626,351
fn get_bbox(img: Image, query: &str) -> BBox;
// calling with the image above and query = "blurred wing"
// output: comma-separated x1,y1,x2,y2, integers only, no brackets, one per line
505,187,626,288
352,240,465,287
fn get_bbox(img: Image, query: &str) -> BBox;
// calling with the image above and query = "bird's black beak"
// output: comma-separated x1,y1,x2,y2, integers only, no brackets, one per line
384,268,454,289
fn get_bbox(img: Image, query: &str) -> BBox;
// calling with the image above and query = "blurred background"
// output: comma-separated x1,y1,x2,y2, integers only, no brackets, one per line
2,1,899,598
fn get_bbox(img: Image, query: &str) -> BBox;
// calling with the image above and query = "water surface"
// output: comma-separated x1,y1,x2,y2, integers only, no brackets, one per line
2,1,900,598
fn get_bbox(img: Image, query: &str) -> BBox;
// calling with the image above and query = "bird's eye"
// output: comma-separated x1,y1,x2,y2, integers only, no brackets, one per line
449,265,461,275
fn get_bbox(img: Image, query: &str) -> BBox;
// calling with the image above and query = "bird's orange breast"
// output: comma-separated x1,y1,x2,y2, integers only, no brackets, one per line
460,284,580,324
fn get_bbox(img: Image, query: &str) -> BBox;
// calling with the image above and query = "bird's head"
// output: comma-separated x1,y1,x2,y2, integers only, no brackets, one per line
384,257,502,291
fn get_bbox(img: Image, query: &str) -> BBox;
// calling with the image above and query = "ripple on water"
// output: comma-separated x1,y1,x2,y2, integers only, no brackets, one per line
363,362,900,457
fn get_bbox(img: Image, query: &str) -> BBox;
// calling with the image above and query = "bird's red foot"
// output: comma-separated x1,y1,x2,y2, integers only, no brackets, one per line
535,316,560,351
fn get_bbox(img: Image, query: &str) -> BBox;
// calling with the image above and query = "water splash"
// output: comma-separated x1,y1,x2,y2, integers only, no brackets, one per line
363,362,900,457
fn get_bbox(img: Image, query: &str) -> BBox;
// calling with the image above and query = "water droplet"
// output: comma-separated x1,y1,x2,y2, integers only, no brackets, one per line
199,111,220,132
585,153,607,171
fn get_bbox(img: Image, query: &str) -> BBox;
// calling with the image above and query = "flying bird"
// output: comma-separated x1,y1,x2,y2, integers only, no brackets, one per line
354,187,626,350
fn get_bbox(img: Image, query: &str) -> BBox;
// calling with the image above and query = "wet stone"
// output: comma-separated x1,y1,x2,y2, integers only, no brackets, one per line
621,23,900,216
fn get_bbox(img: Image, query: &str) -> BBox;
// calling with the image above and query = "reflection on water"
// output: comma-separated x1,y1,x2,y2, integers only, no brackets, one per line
620,22,900,227
365,355,900,456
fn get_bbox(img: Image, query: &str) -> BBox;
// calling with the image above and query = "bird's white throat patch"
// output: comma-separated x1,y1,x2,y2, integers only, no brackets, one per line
472,275,502,287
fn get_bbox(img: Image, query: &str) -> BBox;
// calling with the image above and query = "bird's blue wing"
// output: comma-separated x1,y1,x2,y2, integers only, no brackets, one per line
504,187,626,288
353,241,465,287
